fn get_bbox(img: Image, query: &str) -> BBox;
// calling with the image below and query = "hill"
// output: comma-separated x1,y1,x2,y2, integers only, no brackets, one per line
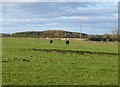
10,30,87,38
1,30,119,42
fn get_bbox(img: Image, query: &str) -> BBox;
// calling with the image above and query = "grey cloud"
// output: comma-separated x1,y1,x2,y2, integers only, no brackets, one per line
2,2,118,34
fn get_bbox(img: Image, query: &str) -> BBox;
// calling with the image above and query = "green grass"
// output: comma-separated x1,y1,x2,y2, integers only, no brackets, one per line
2,38,118,53
2,38,118,85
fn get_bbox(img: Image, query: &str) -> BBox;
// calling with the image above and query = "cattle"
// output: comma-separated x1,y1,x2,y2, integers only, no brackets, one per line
49,40,53,44
66,40,69,45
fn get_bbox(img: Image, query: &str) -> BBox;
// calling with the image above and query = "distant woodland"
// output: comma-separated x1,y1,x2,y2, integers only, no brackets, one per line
0,30,119,41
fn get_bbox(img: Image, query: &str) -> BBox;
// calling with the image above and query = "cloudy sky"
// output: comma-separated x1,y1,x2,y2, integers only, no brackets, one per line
1,1,118,34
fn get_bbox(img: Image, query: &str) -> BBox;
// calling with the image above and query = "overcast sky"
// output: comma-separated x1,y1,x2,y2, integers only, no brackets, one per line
1,1,118,34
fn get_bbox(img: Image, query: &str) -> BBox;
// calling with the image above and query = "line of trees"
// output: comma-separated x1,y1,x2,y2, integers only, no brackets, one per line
6,30,87,38
87,34,119,41
0,30,119,42
88,30,119,41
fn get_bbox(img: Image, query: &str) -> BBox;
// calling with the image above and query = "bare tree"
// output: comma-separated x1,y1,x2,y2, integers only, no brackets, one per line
112,29,118,41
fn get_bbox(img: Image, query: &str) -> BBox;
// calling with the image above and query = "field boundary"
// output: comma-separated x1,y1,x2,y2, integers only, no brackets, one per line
28,48,118,55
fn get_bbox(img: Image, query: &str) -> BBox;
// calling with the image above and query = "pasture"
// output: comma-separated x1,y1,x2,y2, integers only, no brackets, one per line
2,38,118,85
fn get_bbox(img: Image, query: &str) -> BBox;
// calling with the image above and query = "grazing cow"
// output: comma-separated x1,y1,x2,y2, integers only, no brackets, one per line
49,40,53,44
66,40,69,45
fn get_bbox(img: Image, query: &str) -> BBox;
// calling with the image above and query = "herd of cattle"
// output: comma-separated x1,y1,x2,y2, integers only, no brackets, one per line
49,39,69,45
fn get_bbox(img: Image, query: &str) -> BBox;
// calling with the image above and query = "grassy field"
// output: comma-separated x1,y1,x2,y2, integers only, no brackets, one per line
2,38,118,85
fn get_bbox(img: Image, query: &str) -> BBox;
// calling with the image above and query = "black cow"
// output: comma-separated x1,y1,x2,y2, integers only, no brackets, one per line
49,40,53,44
66,40,69,45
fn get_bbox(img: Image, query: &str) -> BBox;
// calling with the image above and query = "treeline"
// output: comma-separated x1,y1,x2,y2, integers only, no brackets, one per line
2,30,87,38
88,34,119,41
0,30,119,41
0,33,10,37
